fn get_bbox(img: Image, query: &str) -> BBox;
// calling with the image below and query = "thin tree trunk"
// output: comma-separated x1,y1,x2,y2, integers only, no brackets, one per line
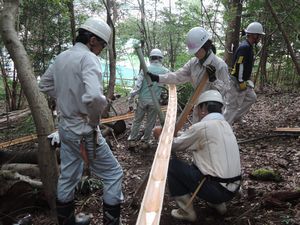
223,0,243,67
137,0,150,53
0,0,58,219
66,0,76,45
103,0,116,101
0,58,12,110
266,0,300,76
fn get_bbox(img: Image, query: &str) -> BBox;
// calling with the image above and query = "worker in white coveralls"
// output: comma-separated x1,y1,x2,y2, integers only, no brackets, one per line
153,90,242,222
127,48,169,149
148,27,230,123
39,17,123,225
224,22,265,125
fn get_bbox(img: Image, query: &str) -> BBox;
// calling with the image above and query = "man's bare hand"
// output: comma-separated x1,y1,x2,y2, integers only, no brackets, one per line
153,126,163,139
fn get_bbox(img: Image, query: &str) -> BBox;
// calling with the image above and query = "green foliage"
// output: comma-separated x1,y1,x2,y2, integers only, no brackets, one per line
0,114,36,141
0,78,5,101
114,83,131,97
250,168,283,182
76,175,103,195
19,0,73,75
177,83,194,108
281,215,293,225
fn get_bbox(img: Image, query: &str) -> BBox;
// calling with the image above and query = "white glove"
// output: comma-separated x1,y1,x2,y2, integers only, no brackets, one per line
246,80,255,88
47,131,60,146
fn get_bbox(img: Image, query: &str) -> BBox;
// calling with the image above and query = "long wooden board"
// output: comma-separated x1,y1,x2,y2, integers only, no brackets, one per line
0,106,168,149
136,84,177,225
174,73,208,135
273,127,300,133
101,106,167,124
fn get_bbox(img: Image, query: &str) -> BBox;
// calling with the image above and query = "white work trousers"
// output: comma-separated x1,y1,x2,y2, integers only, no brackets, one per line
57,126,124,205
223,80,257,125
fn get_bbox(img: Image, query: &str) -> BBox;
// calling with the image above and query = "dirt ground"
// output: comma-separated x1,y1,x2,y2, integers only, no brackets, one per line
2,89,300,225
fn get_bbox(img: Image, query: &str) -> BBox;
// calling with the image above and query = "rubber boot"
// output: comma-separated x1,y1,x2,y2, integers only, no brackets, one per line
171,194,197,222
103,202,122,225
56,200,91,225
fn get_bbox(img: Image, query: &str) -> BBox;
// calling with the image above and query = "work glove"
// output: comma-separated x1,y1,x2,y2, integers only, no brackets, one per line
239,81,247,91
206,65,216,82
147,72,159,82
246,80,255,88
47,131,60,147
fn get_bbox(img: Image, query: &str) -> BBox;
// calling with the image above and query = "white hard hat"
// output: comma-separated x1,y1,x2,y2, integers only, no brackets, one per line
245,22,265,35
186,27,210,55
80,17,111,43
196,90,223,106
150,48,163,58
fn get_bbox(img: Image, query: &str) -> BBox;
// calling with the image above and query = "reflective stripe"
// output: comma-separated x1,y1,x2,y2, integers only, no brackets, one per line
237,56,244,64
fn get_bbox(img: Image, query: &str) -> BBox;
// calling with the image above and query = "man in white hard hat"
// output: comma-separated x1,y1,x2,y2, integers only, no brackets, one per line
127,48,169,149
39,17,123,225
148,27,230,123
224,22,265,125
153,90,241,222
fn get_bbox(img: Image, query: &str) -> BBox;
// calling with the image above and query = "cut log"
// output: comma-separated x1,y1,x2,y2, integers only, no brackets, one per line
0,149,38,164
0,170,42,189
0,175,47,225
1,163,40,178
0,148,60,165
263,190,300,209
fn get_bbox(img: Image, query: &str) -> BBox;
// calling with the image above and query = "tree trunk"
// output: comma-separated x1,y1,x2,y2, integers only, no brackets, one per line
266,0,300,76
223,0,243,67
259,39,268,90
137,0,150,53
66,0,76,45
102,0,117,102
0,0,58,217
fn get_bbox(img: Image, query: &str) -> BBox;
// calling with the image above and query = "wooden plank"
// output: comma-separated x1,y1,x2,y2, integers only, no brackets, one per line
101,106,167,124
174,73,208,135
136,85,177,225
0,134,37,149
0,106,168,149
274,127,300,133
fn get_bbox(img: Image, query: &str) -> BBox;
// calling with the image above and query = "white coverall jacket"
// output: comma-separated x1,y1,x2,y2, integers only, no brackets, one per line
39,42,123,205
159,53,230,122
172,113,241,191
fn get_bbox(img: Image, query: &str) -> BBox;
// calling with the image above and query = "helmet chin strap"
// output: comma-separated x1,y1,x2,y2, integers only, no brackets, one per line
199,49,212,65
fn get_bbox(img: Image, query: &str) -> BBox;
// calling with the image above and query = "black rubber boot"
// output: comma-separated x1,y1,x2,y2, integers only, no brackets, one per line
56,200,91,225
103,202,121,225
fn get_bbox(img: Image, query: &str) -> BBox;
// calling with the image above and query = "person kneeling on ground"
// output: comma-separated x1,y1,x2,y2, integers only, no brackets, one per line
153,90,241,222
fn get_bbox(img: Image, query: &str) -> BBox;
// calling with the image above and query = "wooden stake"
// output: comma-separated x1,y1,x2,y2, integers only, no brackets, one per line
174,73,208,135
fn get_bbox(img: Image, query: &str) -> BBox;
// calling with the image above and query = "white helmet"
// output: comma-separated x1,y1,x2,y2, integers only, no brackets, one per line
80,17,111,43
245,22,265,35
196,90,223,106
150,48,163,58
186,27,210,55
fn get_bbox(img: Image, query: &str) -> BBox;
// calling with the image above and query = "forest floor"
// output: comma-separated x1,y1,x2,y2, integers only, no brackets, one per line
1,88,300,225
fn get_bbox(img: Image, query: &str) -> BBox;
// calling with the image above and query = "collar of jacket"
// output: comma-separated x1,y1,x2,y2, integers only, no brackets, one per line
201,112,225,122
74,42,92,52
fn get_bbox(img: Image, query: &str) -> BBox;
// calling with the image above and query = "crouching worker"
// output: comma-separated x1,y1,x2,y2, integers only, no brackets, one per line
153,90,241,222
39,17,123,225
